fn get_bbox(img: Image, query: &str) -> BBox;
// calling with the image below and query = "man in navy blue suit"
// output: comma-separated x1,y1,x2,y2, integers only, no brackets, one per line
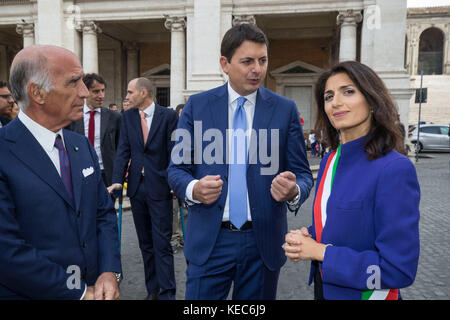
108,77,178,300
0,45,122,300
168,24,313,300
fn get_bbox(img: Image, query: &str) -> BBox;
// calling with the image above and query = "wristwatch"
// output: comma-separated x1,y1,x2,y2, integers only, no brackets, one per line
113,272,122,285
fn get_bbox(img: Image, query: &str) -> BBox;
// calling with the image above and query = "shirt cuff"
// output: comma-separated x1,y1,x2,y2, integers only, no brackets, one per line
79,284,87,300
185,179,201,205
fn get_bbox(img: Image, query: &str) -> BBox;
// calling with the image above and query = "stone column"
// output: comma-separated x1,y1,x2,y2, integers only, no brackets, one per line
16,23,35,48
187,0,224,92
337,10,362,62
78,21,101,74
125,41,139,84
164,16,186,108
444,23,450,74
35,0,64,46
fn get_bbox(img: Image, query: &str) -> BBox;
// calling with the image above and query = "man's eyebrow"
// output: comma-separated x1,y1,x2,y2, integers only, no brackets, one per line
66,75,82,85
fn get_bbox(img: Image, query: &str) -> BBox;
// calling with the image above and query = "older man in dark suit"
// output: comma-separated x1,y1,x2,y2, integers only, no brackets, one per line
0,45,121,300
66,73,122,187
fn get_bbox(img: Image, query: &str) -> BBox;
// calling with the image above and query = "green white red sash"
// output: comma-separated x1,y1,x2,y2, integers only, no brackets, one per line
313,145,341,244
313,145,398,300
362,288,398,300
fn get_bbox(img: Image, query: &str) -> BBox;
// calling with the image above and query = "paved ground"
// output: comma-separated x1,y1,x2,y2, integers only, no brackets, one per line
118,152,450,300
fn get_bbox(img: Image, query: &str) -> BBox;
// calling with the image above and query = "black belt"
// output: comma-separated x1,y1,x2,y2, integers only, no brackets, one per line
221,221,252,231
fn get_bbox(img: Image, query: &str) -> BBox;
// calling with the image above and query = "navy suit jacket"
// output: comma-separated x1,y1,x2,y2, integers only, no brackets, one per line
308,136,420,300
112,104,178,200
0,118,122,299
168,84,313,271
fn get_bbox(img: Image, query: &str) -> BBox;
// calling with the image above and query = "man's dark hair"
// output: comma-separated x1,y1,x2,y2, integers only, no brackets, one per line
0,80,8,89
314,60,406,160
109,103,117,109
83,73,106,90
220,23,269,62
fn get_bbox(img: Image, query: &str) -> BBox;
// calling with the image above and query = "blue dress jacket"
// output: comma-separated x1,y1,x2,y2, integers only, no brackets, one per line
308,136,420,300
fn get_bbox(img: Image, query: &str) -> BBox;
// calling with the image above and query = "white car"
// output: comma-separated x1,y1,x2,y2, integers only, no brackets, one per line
409,124,450,152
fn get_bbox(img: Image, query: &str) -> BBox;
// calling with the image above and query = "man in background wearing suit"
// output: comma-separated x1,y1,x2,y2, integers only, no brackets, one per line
168,24,313,300
0,80,14,128
108,77,178,300
0,45,121,300
66,73,122,187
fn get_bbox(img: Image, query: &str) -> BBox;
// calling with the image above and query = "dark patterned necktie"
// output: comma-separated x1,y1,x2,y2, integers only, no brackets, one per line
54,134,73,200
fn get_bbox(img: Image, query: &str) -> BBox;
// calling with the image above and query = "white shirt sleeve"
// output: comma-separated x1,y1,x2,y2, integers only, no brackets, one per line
185,179,201,204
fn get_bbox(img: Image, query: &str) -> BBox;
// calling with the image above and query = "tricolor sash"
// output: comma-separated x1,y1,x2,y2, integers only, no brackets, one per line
313,145,398,300
313,145,341,244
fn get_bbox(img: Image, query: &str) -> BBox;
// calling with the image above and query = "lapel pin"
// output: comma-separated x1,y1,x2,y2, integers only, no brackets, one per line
74,146,79,151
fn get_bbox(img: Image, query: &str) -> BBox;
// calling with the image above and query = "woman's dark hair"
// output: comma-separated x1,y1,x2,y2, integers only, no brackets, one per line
314,61,406,160
221,23,269,62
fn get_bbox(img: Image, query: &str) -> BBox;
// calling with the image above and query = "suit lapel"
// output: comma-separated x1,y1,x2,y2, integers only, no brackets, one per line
7,120,75,210
210,84,229,165
146,104,162,147
100,108,108,144
74,117,84,135
64,132,83,211
249,87,275,168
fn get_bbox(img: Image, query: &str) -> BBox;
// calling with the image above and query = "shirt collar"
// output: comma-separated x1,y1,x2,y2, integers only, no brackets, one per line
227,82,257,106
18,111,64,152
141,102,155,117
84,103,101,114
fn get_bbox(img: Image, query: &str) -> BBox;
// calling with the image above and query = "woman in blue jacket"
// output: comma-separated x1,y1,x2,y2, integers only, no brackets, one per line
283,61,420,300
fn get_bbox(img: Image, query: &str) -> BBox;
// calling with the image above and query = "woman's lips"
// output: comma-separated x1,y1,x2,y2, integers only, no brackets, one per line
333,111,349,118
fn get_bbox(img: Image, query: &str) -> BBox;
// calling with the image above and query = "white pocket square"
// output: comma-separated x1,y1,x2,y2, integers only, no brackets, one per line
82,167,94,178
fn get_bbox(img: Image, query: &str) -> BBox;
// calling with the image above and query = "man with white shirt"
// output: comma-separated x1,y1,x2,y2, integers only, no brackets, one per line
108,77,178,300
167,24,313,299
0,45,121,300
66,73,121,187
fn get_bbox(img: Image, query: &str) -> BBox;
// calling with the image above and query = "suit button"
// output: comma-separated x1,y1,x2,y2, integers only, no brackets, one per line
218,205,223,211
82,241,87,248
77,211,81,218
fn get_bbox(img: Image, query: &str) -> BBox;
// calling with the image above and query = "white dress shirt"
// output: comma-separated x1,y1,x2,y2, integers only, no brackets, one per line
83,104,103,170
186,82,256,222
18,111,65,176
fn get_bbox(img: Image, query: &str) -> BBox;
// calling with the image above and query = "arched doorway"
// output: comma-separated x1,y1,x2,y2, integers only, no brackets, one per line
418,27,444,75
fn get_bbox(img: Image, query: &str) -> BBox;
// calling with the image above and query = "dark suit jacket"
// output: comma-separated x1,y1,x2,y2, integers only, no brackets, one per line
0,116,10,127
0,118,121,299
66,107,122,186
112,104,178,200
167,83,314,271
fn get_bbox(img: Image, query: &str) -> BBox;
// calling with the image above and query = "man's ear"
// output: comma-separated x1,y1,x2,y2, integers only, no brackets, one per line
219,56,229,74
28,82,47,105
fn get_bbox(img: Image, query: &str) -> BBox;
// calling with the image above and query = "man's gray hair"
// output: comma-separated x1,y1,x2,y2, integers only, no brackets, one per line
9,53,53,111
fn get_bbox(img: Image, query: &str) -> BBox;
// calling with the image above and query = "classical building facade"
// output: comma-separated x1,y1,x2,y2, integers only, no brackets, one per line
0,0,411,129
406,6,450,125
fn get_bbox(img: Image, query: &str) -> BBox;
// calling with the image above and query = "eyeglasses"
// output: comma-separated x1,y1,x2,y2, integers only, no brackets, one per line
0,94,13,99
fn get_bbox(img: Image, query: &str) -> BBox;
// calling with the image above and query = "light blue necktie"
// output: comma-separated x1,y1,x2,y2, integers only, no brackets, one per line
229,96,248,229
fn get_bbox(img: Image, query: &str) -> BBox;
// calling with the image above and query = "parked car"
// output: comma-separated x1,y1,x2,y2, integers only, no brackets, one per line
409,124,450,152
